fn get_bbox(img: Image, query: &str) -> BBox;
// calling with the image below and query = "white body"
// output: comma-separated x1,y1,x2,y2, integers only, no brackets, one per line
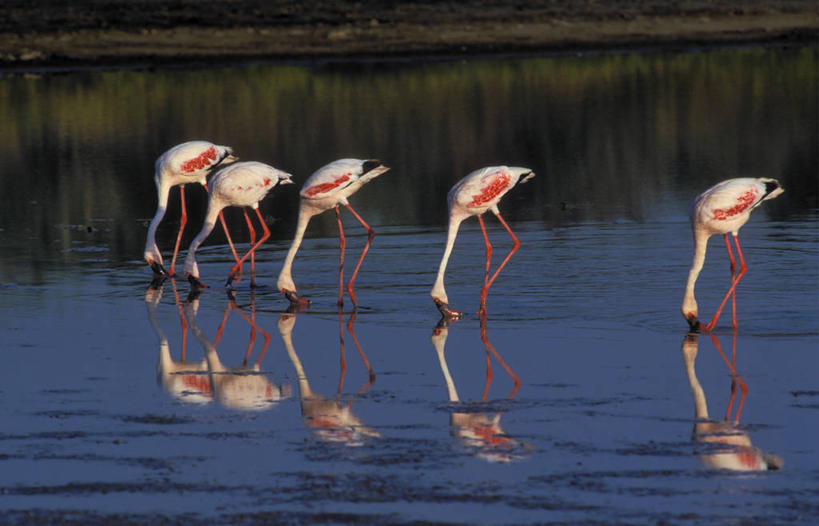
277,158,390,295
681,177,783,326
143,140,237,268
430,166,534,305
183,161,293,279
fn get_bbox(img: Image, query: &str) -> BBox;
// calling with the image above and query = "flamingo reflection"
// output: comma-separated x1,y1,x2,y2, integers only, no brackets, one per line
183,291,291,411
681,332,782,471
277,311,380,446
430,316,528,463
146,280,212,405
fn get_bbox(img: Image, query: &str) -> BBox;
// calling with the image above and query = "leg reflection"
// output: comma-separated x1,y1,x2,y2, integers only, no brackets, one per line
277,310,380,446
430,315,529,463
681,331,782,471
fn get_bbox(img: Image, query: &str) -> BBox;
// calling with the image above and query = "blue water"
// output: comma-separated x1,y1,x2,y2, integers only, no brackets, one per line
0,44,817,524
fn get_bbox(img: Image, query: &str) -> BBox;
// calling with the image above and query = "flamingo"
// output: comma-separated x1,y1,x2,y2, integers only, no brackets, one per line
144,140,238,277
431,166,535,319
277,158,390,308
682,178,783,332
184,161,293,289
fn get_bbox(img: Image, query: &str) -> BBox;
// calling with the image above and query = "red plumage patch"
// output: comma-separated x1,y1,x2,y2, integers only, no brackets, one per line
469,173,510,207
180,146,218,173
303,175,351,197
713,189,758,220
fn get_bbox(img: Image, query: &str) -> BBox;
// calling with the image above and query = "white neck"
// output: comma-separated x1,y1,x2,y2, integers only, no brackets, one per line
431,214,466,303
144,176,172,260
278,317,314,398
682,229,709,322
277,205,316,292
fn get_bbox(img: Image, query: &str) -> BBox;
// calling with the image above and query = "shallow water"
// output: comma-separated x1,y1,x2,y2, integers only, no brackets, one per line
1,45,818,524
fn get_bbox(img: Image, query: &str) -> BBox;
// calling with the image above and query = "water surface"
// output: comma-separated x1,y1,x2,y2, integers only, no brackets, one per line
0,45,817,524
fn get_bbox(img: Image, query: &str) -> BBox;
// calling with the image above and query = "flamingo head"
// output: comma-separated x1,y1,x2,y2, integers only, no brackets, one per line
434,298,463,320
684,312,700,332
283,289,311,311
144,246,167,276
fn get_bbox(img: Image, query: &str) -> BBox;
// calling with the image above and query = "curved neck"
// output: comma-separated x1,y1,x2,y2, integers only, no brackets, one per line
431,214,465,300
431,330,459,402
145,177,172,254
682,229,709,318
187,202,223,255
278,321,314,398
278,205,315,290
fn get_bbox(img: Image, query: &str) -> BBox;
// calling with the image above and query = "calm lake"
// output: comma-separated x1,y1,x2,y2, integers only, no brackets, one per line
1,45,817,524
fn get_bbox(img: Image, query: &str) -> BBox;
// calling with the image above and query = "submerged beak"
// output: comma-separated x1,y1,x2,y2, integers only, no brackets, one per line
284,290,311,311
187,274,209,290
149,260,167,277
434,298,464,320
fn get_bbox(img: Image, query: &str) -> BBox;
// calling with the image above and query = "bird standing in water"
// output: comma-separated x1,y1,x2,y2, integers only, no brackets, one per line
184,161,293,289
144,140,238,277
682,177,783,332
431,166,535,319
277,158,390,308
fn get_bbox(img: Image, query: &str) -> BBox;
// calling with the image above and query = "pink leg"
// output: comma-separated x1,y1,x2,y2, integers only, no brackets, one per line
171,279,188,361
347,311,375,392
169,185,188,277
343,203,375,308
478,215,493,294
710,331,747,424
227,209,270,287
218,211,242,278
705,234,747,332
242,209,257,287
337,309,347,396
479,212,521,312
480,313,521,399
336,207,346,308
724,234,738,329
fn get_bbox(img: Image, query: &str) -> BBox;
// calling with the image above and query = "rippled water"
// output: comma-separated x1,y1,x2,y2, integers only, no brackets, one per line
1,45,818,524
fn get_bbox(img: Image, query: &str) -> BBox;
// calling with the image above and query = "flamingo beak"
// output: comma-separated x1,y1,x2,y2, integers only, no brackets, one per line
149,260,167,276
434,298,464,320
686,314,701,332
187,274,209,290
284,290,311,310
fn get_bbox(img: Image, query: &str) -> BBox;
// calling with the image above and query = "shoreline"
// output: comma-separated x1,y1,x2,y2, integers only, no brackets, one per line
1,5,816,73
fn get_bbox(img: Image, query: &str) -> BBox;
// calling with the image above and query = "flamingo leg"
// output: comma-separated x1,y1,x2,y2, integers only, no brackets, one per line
226,209,270,287
479,212,521,312
478,215,493,294
242,209,257,288
331,206,347,308
171,279,188,362
704,234,747,332
218,211,242,282
710,331,748,424
337,309,347,396
343,203,375,308
169,185,188,277
724,234,738,329
480,314,522,399
347,311,375,392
